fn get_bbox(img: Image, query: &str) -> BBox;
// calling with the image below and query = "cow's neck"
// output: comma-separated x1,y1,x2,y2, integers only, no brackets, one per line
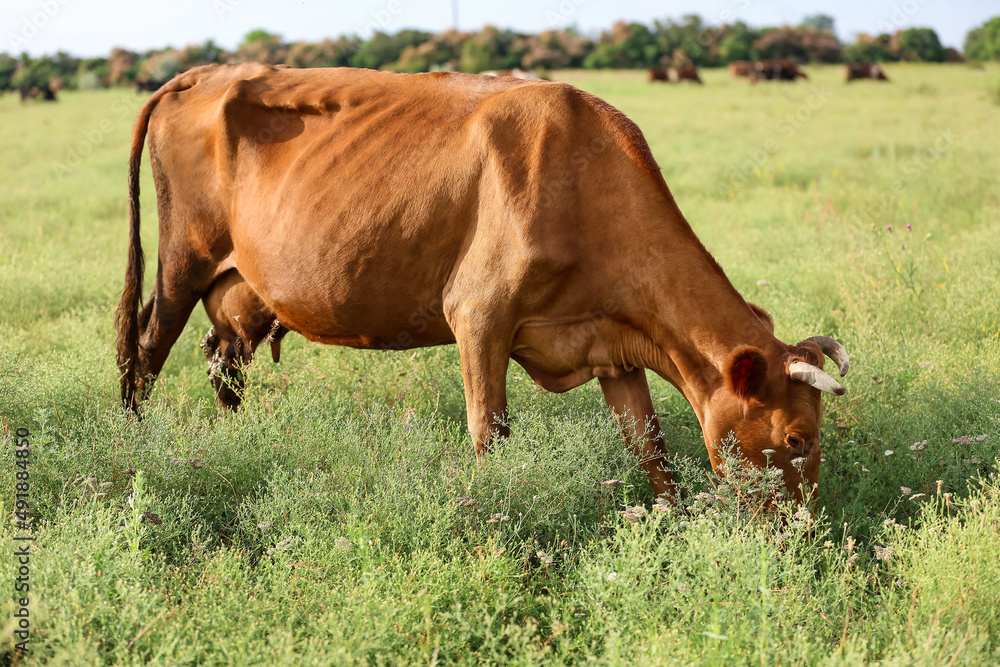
620,205,777,421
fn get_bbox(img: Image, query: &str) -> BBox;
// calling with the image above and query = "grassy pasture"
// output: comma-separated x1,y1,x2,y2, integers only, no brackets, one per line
1,63,999,664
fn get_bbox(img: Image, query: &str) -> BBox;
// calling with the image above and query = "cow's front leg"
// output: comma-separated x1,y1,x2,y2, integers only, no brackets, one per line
599,368,676,500
452,319,511,458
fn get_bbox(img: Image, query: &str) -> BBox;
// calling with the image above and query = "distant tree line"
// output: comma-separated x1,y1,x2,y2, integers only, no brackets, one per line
2,13,996,93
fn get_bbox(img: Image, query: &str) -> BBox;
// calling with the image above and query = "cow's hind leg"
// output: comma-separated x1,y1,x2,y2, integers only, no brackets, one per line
134,260,213,401
599,369,676,500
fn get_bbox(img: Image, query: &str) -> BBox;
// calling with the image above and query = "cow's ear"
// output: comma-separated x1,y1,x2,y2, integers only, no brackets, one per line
726,346,768,399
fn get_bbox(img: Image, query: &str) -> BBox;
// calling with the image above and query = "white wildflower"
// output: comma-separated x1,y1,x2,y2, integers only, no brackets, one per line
884,450,894,456
900,486,912,495
607,572,618,582
621,505,647,523
909,493,926,501
909,441,927,451
536,550,553,565
761,449,776,456
791,457,807,471
874,545,893,561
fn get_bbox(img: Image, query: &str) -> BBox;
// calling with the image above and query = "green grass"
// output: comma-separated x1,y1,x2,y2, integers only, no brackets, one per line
1,63,999,664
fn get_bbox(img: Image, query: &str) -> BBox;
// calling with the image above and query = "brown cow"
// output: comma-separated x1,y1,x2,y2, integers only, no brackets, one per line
19,84,57,101
749,60,808,83
728,60,751,79
846,63,889,82
116,64,849,503
647,66,669,82
669,64,703,84
133,78,165,92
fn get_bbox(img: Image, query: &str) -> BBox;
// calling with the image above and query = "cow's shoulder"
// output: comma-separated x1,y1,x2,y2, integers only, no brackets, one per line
469,77,660,177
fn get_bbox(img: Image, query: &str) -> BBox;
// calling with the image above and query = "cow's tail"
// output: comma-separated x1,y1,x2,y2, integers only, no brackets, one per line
115,68,208,410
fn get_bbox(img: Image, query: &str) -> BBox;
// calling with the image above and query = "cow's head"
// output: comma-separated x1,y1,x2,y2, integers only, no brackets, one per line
701,322,849,504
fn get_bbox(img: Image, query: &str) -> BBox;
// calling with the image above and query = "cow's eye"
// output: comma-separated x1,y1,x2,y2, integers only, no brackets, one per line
785,434,806,451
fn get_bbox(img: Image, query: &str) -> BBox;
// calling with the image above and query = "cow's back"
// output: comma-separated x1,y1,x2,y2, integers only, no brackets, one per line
146,65,667,349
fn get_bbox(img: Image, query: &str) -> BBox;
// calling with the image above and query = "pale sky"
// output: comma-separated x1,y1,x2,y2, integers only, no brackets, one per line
3,0,996,57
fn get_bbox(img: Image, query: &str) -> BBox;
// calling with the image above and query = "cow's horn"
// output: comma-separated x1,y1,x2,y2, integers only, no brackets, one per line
788,361,846,396
807,336,850,377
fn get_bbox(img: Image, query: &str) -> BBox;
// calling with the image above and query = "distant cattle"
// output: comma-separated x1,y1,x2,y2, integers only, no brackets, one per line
481,68,540,80
117,63,851,504
845,63,889,82
647,67,669,82
19,85,57,102
669,64,703,84
133,78,165,92
749,60,808,83
728,61,752,79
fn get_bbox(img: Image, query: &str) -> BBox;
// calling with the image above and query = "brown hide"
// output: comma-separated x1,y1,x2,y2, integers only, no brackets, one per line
116,64,847,503
749,60,808,83
647,67,669,82
728,61,751,78
669,65,703,84
846,63,889,82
